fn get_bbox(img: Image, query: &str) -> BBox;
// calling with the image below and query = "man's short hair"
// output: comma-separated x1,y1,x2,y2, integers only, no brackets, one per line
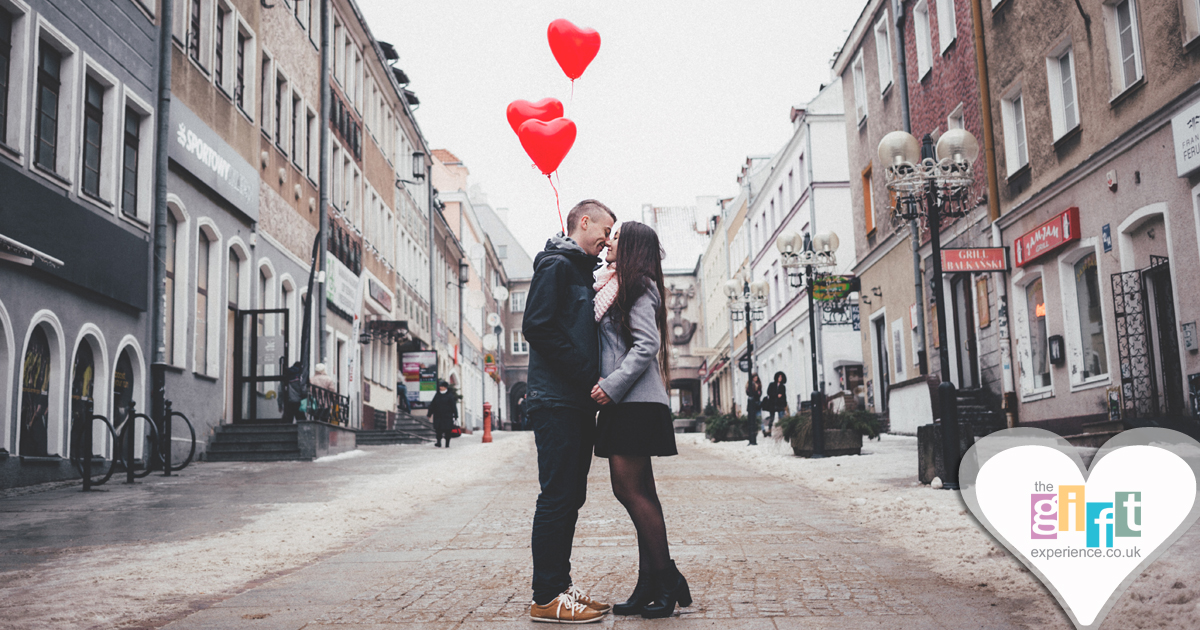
566,199,617,233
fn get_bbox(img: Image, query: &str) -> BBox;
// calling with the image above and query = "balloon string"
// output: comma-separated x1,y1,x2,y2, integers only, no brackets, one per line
549,174,564,234
569,79,575,116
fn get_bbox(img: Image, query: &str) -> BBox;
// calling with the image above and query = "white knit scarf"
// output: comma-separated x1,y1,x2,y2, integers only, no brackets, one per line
594,264,619,322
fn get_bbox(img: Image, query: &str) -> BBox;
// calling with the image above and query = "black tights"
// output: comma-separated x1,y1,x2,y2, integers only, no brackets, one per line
609,455,671,573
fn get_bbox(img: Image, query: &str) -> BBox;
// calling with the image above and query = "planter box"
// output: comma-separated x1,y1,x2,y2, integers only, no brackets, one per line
790,428,863,457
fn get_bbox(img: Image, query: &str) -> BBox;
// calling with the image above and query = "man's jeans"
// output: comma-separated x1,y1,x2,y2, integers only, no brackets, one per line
530,406,595,605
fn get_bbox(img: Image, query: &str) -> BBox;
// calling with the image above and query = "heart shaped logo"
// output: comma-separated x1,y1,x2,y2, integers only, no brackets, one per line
506,98,565,135
960,428,1200,629
517,117,576,175
547,19,601,80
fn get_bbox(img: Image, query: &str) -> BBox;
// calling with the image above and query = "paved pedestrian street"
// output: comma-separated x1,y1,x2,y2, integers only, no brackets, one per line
1,433,1034,629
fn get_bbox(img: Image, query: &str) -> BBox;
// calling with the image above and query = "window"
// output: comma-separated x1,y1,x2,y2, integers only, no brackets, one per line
195,229,211,373
1070,253,1108,380
947,103,964,130
1108,0,1143,92
234,25,250,114
165,212,177,362
260,51,271,134
914,0,933,77
851,50,868,121
1047,44,1079,139
275,73,286,152
936,0,956,53
891,318,907,381
0,9,11,144
121,108,140,216
35,40,61,172
214,5,226,88
874,14,893,92
81,77,103,198
862,166,875,234
511,330,529,354
187,0,200,63
1001,89,1029,175
510,290,526,312
292,93,302,167
1183,0,1200,44
306,107,317,181
1025,277,1051,390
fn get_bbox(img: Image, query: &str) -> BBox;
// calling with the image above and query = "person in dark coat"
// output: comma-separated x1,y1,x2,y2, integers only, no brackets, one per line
281,362,305,423
763,371,788,437
745,373,762,446
428,381,458,447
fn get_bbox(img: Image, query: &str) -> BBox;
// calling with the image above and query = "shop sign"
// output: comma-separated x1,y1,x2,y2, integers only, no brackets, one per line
941,247,1008,272
1015,207,1080,267
1171,97,1200,177
367,277,393,312
813,275,853,301
402,350,438,408
325,253,362,315
698,360,707,379
169,101,258,220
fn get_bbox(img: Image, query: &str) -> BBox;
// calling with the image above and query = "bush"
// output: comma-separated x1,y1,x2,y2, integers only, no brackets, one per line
704,413,746,441
778,409,883,443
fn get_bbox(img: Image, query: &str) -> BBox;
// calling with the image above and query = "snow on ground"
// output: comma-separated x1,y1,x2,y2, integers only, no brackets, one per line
313,448,372,463
0,433,531,630
686,432,1200,629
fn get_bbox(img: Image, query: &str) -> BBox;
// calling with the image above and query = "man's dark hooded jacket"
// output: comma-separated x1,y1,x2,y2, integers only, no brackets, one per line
523,235,601,414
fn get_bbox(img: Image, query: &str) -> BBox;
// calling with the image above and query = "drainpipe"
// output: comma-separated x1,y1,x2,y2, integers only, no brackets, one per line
150,0,175,437
318,0,330,363
969,0,1015,424
894,0,929,377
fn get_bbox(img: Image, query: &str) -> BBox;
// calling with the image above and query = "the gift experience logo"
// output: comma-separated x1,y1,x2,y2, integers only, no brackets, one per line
1030,483,1143,556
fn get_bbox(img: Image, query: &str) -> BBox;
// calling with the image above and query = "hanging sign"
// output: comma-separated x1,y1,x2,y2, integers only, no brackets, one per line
941,247,1009,272
1014,207,1080,267
812,275,854,302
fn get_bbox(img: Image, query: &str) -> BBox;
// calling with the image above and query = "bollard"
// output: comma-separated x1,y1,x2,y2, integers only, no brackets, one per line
161,399,173,476
938,381,960,490
482,403,493,444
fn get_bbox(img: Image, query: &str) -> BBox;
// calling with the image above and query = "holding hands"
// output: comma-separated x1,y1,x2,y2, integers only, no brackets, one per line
591,383,612,406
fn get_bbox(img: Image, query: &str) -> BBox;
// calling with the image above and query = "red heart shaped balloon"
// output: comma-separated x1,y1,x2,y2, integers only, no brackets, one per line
547,19,600,80
517,118,577,175
506,98,565,135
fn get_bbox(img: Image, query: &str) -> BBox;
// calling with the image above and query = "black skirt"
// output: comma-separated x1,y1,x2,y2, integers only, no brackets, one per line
594,402,678,458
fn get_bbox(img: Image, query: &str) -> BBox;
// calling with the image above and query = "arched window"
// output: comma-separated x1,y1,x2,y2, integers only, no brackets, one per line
20,327,52,457
69,342,95,461
196,229,211,373
164,212,178,361
113,349,134,423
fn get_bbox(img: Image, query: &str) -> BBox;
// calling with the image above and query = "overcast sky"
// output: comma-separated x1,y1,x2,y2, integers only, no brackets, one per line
356,0,866,259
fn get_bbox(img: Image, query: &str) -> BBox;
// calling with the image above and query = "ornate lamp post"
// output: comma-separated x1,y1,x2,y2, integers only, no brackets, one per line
724,277,769,444
777,230,839,458
877,128,980,490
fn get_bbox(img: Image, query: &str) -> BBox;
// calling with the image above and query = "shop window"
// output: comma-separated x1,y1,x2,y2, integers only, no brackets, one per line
1025,277,1051,389
69,341,95,460
1070,252,1109,380
20,326,51,457
164,212,177,362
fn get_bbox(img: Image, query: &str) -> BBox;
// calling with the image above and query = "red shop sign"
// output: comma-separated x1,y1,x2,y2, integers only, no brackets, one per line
1015,207,1081,267
941,247,1009,272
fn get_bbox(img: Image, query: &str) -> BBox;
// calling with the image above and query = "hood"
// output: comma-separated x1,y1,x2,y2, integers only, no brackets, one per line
533,233,600,271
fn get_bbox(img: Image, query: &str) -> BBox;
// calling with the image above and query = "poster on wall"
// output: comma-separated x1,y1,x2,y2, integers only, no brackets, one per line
402,351,438,409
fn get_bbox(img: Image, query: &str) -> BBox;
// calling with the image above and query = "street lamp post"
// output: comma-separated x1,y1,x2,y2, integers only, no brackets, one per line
724,278,768,444
877,128,980,490
777,230,839,458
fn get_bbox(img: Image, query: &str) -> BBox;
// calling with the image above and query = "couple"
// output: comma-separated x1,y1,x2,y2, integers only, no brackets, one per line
523,200,690,623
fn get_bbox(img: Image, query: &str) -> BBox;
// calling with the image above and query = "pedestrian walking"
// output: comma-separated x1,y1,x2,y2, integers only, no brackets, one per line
523,200,616,624
763,371,788,437
745,373,763,446
427,381,458,448
280,361,305,423
591,221,691,619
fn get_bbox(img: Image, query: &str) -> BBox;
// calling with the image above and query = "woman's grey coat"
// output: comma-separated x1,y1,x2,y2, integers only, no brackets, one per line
597,284,670,406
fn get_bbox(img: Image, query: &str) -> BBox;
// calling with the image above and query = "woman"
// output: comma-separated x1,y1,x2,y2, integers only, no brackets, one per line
427,381,458,448
591,221,691,619
745,373,762,446
763,371,788,437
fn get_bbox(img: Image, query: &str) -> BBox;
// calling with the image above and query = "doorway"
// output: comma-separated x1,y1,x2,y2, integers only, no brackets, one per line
950,274,980,389
873,315,889,413
20,327,52,456
1144,257,1184,416
233,308,290,423
69,342,96,462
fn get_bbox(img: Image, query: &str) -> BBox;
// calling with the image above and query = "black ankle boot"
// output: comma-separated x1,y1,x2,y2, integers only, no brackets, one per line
640,561,691,619
612,573,655,615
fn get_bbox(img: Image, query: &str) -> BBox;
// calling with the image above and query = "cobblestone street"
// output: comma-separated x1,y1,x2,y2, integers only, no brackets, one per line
1,433,1034,629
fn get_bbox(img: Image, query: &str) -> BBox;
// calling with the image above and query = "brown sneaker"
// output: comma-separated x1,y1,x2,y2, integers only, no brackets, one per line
529,591,606,624
567,585,612,613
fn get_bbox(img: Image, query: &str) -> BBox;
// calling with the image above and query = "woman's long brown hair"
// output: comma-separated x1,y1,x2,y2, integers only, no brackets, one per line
612,221,670,385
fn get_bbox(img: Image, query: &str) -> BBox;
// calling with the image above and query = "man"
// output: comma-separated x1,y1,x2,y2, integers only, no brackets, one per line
427,381,458,448
523,200,616,623
280,361,305,423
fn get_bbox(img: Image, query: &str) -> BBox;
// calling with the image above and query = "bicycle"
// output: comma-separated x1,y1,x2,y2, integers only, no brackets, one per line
70,413,118,487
